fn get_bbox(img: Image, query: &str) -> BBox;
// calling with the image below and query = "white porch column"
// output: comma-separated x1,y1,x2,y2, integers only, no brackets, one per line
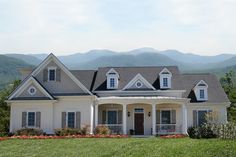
152,104,156,135
182,104,188,134
95,104,98,127
90,104,94,134
122,104,127,134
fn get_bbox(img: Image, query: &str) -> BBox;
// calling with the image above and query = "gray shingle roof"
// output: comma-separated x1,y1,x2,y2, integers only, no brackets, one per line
181,74,229,103
92,66,182,91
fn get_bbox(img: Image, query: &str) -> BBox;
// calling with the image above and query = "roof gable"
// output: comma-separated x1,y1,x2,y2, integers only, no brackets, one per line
9,77,54,100
122,73,155,90
31,53,92,95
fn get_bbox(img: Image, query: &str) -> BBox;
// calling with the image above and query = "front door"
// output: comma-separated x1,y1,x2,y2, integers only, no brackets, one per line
134,113,144,135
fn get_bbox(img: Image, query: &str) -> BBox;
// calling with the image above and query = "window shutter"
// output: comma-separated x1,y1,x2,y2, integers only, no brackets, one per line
156,110,160,124
102,110,106,124
43,69,48,82
118,110,122,124
171,110,176,124
76,112,81,129
22,112,27,128
36,112,41,128
56,68,61,82
62,112,66,128
193,110,197,127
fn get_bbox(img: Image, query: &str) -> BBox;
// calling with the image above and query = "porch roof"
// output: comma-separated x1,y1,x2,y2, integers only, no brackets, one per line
97,96,190,105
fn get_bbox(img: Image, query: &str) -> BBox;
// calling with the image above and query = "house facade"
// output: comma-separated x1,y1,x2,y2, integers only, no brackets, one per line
6,54,230,135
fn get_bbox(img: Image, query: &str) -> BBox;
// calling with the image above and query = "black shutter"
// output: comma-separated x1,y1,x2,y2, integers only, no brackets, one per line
102,111,106,124
56,68,61,82
62,112,66,128
171,110,176,124
76,112,81,129
156,110,160,124
22,112,27,128
43,69,48,82
36,112,41,128
193,110,197,127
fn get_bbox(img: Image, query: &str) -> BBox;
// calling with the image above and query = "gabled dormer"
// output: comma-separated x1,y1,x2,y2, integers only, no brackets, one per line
159,68,172,89
106,68,119,89
193,80,208,101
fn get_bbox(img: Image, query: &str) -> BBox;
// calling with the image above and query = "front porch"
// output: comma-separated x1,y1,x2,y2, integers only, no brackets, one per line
95,97,188,135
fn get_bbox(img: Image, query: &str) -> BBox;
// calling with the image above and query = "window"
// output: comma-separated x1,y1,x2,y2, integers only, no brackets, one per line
197,110,208,126
48,69,56,81
163,78,168,87
135,81,143,88
161,110,171,124
28,86,36,95
110,78,115,88
28,112,35,127
107,111,117,124
67,112,75,128
134,108,144,113
200,89,205,99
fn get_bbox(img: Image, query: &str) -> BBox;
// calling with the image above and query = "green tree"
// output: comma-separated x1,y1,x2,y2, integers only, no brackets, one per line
220,70,236,122
0,80,21,133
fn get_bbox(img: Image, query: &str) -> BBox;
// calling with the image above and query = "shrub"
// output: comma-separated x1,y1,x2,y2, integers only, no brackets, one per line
187,126,200,139
199,124,217,138
16,128,44,136
55,128,81,136
214,123,236,139
94,125,110,135
80,125,90,135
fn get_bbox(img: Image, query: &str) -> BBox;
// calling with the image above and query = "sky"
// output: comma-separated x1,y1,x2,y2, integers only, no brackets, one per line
0,0,236,56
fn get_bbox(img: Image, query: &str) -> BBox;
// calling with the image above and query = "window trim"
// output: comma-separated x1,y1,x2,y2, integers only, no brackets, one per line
65,111,76,128
135,81,143,88
109,78,115,88
27,86,37,95
48,67,57,82
158,109,176,125
199,89,205,99
106,109,119,124
163,78,168,87
26,111,36,128
196,109,211,127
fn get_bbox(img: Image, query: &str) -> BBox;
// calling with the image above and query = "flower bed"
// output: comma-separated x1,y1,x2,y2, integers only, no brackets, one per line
0,134,129,141
160,134,186,139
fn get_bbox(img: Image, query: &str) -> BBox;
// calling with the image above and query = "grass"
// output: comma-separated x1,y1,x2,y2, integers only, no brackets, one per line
0,137,236,157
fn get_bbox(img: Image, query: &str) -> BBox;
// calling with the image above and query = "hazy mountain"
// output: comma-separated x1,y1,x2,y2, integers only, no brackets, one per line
0,55,33,90
160,50,235,64
30,54,48,60
5,54,42,66
72,52,191,70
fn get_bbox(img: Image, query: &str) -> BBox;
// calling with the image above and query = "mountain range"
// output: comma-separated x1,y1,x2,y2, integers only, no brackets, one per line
1,47,236,90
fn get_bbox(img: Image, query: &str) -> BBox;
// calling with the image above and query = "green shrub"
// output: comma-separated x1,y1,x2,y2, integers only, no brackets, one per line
16,128,44,136
94,125,110,135
199,124,217,138
55,128,81,136
187,126,200,139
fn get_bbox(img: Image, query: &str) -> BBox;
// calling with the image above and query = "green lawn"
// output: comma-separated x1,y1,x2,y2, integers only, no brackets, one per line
0,138,235,157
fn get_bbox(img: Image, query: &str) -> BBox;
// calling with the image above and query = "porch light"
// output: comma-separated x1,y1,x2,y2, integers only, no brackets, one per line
127,111,130,117
148,112,151,117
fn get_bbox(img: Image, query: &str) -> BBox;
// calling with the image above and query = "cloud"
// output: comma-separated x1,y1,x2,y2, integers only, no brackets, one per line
0,0,236,55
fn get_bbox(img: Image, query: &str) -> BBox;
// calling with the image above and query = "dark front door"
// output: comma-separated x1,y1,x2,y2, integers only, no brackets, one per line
134,113,144,135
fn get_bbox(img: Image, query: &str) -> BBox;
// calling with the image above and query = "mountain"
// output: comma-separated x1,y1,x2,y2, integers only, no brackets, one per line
5,54,42,66
160,50,235,64
0,55,33,90
72,52,191,70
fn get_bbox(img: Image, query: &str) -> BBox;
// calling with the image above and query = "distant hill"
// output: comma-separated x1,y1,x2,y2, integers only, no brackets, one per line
71,52,191,71
0,55,33,90
5,54,41,66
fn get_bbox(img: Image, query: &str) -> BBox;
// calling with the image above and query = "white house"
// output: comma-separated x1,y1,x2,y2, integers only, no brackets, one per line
6,53,230,135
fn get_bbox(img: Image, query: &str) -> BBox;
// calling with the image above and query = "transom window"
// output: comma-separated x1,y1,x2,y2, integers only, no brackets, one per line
110,78,115,88
48,68,56,81
67,112,75,128
200,89,205,99
163,78,168,87
134,108,144,113
28,112,35,127
107,111,118,124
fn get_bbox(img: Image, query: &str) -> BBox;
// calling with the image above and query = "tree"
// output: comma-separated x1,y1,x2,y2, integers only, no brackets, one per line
0,80,21,133
220,71,236,122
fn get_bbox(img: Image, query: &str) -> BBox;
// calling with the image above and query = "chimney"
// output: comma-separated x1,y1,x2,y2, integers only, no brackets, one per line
19,68,33,80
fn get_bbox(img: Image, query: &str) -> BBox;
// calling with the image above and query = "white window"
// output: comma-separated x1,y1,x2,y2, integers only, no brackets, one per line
194,80,208,101
67,112,75,128
163,78,168,87
159,68,172,89
28,86,36,95
27,112,36,127
107,110,118,124
48,67,56,81
110,78,115,88
106,68,119,89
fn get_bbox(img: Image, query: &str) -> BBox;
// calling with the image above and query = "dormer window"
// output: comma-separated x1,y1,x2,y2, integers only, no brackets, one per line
194,80,208,101
106,68,119,89
159,68,172,89
48,67,56,81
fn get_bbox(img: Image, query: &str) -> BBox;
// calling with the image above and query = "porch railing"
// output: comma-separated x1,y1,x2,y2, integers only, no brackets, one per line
156,124,182,134
103,124,123,134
